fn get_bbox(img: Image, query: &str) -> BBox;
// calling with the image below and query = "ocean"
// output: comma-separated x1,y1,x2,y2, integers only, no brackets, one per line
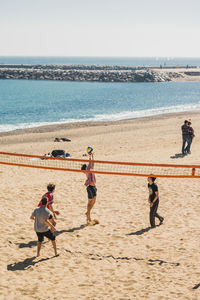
0,56,200,133
0,56,200,67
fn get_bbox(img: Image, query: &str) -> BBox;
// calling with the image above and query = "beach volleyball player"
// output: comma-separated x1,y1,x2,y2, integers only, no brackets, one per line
81,147,97,224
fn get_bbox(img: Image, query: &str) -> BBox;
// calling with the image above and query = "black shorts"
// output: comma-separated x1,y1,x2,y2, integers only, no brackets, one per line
87,185,97,199
36,230,55,242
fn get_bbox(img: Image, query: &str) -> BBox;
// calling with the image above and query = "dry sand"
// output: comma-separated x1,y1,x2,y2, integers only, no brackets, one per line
0,111,200,300
152,67,200,82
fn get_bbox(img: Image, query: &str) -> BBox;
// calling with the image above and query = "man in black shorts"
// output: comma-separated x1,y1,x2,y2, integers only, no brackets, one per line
81,152,97,224
148,177,164,228
30,197,57,257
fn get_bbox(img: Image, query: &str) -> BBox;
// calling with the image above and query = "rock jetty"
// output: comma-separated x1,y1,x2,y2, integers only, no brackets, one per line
0,64,186,82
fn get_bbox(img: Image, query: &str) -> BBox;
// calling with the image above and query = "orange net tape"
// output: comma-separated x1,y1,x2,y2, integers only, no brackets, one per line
0,151,200,178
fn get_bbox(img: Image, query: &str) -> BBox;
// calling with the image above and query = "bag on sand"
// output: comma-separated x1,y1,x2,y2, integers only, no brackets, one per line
51,150,65,157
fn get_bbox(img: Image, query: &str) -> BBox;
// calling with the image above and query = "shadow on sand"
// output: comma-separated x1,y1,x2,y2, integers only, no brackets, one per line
7,255,58,271
55,224,87,236
193,283,200,290
17,241,38,248
16,240,48,248
127,226,152,236
170,153,186,159
15,225,87,248
127,223,164,236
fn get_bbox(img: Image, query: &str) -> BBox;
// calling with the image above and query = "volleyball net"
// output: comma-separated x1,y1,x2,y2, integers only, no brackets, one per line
0,151,200,178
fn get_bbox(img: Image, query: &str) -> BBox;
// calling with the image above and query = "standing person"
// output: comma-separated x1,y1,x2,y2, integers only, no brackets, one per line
38,183,60,224
30,197,57,257
181,120,190,155
148,177,164,228
81,151,97,224
187,121,195,154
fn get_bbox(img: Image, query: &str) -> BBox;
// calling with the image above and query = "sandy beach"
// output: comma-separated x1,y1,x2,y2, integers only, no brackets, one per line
152,68,200,82
1,111,200,300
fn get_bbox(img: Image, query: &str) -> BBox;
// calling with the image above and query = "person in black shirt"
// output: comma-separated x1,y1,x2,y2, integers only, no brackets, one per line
181,120,191,155
187,121,195,154
148,177,164,228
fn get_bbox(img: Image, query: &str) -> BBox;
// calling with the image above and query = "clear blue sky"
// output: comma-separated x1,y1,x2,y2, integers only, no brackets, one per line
0,0,199,57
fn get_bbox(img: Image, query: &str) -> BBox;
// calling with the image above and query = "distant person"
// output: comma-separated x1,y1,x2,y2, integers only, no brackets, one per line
30,197,57,257
187,121,195,154
181,120,191,155
148,177,164,228
38,183,60,225
81,151,97,224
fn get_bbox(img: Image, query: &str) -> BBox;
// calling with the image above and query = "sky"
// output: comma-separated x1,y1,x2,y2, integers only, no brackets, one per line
0,0,199,57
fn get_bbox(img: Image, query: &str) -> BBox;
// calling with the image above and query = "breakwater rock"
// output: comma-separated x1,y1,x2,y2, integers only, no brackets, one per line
0,64,183,82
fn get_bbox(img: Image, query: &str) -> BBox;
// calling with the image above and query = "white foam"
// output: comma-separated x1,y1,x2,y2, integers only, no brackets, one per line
0,103,200,133
92,103,200,122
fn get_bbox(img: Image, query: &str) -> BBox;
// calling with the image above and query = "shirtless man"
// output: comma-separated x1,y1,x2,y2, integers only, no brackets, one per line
81,152,97,224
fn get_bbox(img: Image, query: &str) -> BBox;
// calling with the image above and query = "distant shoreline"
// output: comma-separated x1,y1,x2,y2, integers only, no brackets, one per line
0,64,200,82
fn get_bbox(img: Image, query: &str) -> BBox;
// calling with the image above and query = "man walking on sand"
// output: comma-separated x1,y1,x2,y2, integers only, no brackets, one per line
30,197,57,257
148,177,164,228
81,151,97,224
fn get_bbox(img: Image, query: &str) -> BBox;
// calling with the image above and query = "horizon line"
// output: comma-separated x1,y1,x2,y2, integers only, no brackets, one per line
0,55,200,59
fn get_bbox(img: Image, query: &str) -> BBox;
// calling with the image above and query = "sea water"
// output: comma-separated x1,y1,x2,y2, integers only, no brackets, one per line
0,57,200,133
0,80,200,133
0,56,200,66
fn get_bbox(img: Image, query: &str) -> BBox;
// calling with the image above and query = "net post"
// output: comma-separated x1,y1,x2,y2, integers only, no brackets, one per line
192,168,196,176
